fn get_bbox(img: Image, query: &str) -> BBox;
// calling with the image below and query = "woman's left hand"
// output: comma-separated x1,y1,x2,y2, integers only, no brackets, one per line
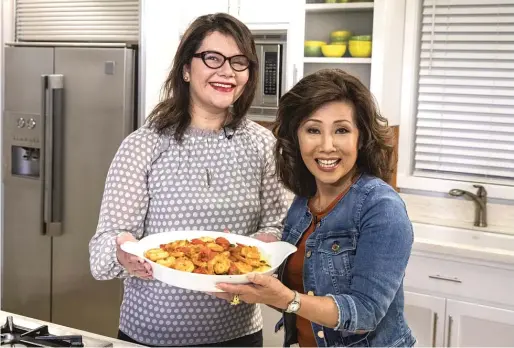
212,273,294,309
253,232,279,243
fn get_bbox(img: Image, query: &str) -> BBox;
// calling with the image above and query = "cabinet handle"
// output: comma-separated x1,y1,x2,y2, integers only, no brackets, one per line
431,313,438,347
446,315,453,347
428,274,462,283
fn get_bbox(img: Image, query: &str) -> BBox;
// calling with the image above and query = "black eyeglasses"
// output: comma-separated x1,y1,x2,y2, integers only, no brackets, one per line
192,51,250,72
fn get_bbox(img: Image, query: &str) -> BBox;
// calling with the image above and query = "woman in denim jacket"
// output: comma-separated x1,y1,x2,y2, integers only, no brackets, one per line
215,68,415,347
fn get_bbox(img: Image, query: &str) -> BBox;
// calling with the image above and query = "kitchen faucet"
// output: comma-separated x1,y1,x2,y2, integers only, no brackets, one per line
448,185,487,227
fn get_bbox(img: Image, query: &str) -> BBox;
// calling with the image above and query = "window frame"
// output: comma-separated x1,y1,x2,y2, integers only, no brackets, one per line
396,0,514,201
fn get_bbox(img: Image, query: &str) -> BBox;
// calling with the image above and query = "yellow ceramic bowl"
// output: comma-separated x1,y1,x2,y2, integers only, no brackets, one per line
305,40,327,47
348,40,372,57
330,30,352,43
321,44,347,57
304,41,327,57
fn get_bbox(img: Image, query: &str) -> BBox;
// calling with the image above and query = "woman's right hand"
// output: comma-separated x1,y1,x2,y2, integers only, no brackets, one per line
116,232,153,279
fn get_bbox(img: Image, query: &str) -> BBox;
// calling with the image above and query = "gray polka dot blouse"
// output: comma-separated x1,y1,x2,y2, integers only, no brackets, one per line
88,119,290,346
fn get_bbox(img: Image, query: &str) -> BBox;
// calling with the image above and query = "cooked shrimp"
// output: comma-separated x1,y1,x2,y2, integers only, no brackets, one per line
170,240,188,248
235,252,261,267
145,248,169,261
173,257,195,273
191,238,206,245
193,267,209,274
177,246,192,256
215,237,230,250
228,245,242,257
234,261,253,274
241,246,260,259
191,250,209,268
206,243,224,252
213,260,230,275
228,263,240,275
207,252,231,275
156,256,176,268
145,236,270,274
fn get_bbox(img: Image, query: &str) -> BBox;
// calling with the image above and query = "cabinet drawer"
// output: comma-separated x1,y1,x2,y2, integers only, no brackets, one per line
404,254,514,308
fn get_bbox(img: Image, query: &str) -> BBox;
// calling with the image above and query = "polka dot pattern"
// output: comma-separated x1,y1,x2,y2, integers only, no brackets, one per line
89,119,289,346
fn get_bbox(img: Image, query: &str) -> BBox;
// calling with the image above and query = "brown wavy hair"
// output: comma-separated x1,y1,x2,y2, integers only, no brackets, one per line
273,69,395,197
147,13,258,142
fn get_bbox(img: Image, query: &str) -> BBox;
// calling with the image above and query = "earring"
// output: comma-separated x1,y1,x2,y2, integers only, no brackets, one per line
184,76,189,82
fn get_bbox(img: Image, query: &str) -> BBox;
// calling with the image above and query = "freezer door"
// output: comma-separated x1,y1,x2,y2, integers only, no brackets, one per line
1,46,54,321
51,47,135,337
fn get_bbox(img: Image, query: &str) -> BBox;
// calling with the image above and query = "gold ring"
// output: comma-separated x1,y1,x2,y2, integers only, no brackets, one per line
230,294,241,306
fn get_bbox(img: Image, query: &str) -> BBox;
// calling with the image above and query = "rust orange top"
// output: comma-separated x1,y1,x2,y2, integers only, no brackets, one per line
284,185,353,347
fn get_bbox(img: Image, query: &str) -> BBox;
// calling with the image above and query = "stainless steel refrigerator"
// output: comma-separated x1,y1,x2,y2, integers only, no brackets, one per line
1,43,137,337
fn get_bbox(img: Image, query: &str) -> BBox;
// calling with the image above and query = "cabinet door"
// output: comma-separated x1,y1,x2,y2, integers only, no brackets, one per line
261,304,283,347
235,0,293,24
404,292,446,347
446,299,514,347
178,0,230,35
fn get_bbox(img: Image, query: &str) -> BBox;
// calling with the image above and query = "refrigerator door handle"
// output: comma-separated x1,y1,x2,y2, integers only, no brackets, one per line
42,74,64,236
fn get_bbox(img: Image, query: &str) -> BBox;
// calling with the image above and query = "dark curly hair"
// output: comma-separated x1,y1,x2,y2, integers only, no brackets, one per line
273,68,395,197
146,13,258,142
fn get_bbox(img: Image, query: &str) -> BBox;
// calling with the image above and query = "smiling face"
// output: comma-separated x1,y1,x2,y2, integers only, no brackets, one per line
184,31,250,114
297,101,360,193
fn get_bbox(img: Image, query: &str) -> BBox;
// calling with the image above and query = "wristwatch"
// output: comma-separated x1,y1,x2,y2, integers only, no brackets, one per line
285,290,301,313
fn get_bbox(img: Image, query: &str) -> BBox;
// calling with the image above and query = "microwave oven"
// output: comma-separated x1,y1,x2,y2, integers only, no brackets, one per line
249,34,286,121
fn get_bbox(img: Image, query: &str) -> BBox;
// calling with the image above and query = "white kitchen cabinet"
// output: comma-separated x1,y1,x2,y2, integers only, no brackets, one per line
302,0,375,88
404,251,514,347
405,292,514,347
404,292,446,347
177,0,294,29
177,0,231,35
299,0,406,126
261,304,283,347
234,0,293,24
445,300,514,347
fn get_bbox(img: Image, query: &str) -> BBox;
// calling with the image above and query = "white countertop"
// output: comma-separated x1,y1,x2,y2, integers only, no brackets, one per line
411,222,514,265
0,311,142,347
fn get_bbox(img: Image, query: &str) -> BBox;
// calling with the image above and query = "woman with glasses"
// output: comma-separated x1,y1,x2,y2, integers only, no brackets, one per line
88,13,289,347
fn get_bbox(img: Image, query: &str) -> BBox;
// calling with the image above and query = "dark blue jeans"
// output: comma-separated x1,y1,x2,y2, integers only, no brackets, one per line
117,329,263,347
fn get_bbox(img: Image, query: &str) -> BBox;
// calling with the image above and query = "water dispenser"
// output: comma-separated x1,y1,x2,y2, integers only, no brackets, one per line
11,146,40,178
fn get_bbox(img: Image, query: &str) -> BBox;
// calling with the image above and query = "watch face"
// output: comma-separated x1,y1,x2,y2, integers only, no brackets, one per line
289,302,300,312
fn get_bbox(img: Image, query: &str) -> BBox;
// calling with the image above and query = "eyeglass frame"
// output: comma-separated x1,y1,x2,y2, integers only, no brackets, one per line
192,51,251,72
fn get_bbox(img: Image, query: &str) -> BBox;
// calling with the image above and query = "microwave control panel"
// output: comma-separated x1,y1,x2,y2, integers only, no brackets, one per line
263,51,278,96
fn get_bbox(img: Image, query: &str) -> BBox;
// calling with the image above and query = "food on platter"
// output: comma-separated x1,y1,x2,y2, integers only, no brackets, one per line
143,236,271,275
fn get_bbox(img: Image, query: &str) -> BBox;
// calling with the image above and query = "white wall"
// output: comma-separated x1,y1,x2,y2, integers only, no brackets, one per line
140,0,181,121
369,0,407,127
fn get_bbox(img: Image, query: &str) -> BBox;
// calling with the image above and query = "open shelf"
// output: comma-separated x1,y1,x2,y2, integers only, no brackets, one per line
304,57,371,64
305,2,374,13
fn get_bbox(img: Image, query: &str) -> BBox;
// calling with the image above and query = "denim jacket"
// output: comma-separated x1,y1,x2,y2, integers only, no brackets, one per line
275,174,416,347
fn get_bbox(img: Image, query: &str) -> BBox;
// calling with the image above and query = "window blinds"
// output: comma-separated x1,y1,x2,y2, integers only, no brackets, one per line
15,0,139,42
414,0,514,185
